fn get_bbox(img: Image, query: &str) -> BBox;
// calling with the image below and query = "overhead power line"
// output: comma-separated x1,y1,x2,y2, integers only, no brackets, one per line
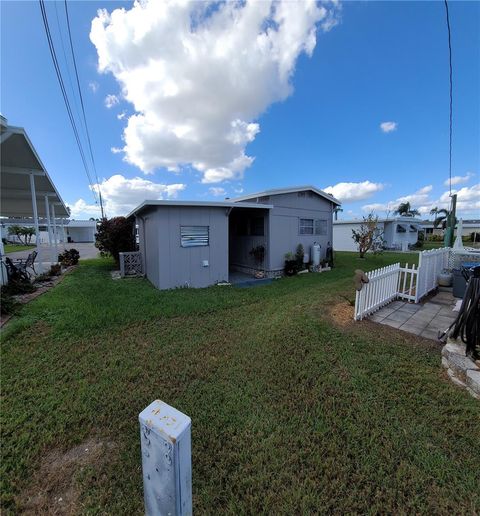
64,0,105,219
444,0,453,196
38,0,99,211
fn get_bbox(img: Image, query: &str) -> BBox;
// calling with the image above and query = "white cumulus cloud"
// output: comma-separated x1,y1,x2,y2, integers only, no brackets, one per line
104,94,119,108
362,185,432,214
323,181,384,202
69,174,185,218
88,81,99,93
439,183,480,212
208,187,226,197
362,183,480,217
444,172,475,187
90,0,340,182
380,121,397,133
68,198,101,219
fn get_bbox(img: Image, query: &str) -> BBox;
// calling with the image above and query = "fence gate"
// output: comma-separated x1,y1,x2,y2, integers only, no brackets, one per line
354,247,452,320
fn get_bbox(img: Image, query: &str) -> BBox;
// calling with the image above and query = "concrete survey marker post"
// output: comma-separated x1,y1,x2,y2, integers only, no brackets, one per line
139,400,192,516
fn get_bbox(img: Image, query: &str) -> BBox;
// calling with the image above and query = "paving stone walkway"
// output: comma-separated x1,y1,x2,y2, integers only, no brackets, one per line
369,291,458,341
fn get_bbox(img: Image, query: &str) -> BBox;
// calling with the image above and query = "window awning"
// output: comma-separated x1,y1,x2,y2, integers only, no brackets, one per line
1,125,69,218
409,224,420,232
396,224,407,232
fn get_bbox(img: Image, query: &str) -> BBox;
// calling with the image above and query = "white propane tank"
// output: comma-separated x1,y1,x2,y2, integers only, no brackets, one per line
311,242,321,266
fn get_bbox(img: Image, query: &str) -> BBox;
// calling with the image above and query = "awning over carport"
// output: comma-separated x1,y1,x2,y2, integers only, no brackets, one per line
0,117,69,269
1,123,69,218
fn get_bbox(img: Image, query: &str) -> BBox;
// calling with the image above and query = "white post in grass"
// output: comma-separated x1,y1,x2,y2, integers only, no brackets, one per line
139,400,192,516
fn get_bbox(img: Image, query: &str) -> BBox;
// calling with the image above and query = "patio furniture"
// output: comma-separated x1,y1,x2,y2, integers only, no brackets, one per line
13,250,38,277
4,257,31,283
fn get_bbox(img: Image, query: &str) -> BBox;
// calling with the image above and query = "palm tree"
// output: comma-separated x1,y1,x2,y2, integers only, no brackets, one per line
333,207,343,220
393,202,420,217
430,207,452,230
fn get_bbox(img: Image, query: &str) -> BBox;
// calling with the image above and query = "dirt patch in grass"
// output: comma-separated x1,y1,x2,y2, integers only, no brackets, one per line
18,438,115,515
327,300,355,327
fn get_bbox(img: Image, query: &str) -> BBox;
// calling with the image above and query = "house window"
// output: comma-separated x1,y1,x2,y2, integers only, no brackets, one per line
396,224,407,233
315,219,327,235
180,226,209,247
299,218,314,235
250,217,264,236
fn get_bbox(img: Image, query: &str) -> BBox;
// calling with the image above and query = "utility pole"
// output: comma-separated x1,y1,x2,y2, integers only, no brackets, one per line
99,189,105,220
444,194,457,248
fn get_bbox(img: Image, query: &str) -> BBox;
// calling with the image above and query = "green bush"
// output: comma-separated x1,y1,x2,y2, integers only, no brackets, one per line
295,243,305,269
2,280,36,296
58,248,80,266
95,217,136,264
0,288,17,315
49,264,62,276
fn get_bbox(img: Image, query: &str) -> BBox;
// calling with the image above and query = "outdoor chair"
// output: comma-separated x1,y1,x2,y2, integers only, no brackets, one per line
12,250,38,278
4,257,31,283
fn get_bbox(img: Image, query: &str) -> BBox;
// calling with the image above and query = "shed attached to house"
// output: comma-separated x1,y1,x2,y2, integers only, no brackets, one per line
128,186,340,290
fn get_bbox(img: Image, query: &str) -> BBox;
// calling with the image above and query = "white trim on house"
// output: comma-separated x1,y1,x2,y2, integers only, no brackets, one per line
127,200,273,218
231,185,341,206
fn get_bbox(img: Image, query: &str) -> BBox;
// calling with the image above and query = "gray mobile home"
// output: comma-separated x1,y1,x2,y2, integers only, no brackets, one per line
128,186,340,290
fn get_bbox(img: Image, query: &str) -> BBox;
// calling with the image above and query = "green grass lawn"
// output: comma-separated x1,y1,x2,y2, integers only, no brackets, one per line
3,244,36,254
2,251,479,514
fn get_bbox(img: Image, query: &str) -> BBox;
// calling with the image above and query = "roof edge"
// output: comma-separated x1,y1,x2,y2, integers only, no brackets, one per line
230,185,341,206
127,200,273,219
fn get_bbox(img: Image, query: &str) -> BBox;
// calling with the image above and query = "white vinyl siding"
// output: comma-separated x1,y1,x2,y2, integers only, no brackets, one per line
180,225,209,247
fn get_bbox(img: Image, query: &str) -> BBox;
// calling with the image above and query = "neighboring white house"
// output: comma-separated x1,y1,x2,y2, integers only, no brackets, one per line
421,219,480,240
1,218,97,244
333,217,422,252
65,220,97,243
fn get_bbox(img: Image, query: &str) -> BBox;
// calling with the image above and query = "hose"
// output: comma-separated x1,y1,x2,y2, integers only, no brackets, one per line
445,268,480,360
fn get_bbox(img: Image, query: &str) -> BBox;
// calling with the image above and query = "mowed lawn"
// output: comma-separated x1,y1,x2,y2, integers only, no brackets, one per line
3,244,36,254
2,252,479,514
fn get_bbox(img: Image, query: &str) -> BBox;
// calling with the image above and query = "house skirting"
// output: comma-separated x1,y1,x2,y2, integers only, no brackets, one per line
229,263,283,279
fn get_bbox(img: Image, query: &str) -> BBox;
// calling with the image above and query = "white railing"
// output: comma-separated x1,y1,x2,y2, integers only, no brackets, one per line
354,247,453,320
397,263,418,302
119,251,143,277
448,247,480,270
354,263,400,320
416,247,450,300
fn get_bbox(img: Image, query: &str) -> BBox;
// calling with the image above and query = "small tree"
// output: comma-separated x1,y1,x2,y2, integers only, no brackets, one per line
295,243,305,269
7,225,34,245
394,202,420,217
23,227,35,244
351,213,384,258
95,217,136,263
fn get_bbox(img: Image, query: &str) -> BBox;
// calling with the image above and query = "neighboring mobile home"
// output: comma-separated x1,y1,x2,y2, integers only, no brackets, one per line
333,217,422,252
128,186,340,290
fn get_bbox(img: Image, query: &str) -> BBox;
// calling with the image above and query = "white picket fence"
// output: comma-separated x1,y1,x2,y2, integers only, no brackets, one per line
416,247,450,301
354,247,451,320
354,263,401,320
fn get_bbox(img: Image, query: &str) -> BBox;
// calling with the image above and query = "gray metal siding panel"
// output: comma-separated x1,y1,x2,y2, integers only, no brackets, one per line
143,210,160,288
266,193,334,271
150,206,228,289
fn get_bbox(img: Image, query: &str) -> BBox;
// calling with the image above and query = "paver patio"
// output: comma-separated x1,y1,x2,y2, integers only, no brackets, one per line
369,290,458,340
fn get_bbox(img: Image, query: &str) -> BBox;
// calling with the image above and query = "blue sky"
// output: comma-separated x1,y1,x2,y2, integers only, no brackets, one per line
1,1,479,219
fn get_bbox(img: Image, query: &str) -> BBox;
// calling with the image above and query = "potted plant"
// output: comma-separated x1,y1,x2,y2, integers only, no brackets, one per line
284,252,297,276
438,268,453,287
